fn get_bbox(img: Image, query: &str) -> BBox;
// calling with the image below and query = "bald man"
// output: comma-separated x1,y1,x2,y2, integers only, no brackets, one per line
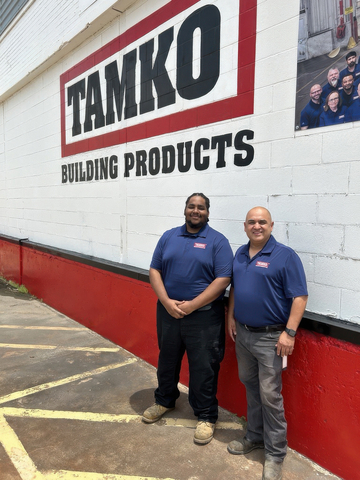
300,84,323,129
227,207,308,480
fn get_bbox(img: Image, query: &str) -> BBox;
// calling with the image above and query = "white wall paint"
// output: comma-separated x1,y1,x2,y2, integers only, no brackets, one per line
0,0,359,323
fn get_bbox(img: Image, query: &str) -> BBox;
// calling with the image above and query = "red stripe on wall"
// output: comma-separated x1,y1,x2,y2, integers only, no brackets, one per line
22,246,160,367
0,238,21,284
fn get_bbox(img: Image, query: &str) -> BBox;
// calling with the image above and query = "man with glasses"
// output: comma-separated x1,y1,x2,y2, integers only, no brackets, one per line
300,84,324,130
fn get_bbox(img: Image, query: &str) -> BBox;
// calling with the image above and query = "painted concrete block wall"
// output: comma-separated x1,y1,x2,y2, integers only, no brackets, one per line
0,104,5,230
0,0,360,325
0,0,139,99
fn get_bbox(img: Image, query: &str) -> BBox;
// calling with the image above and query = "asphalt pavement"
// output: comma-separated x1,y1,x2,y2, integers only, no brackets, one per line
0,278,341,480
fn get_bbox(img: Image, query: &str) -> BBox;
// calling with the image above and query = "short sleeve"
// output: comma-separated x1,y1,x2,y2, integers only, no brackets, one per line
283,251,308,298
300,109,309,128
150,236,164,270
213,236,233,278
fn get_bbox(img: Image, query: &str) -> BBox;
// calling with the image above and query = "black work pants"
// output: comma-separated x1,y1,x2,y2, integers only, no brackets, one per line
154,300,225,423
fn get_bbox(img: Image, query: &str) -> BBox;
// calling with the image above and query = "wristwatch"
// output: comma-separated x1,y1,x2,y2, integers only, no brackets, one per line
285,327,297,337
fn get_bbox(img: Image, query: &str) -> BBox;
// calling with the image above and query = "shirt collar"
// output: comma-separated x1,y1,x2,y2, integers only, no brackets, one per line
179,223,209,238
259,235,277,254
241,235,277,257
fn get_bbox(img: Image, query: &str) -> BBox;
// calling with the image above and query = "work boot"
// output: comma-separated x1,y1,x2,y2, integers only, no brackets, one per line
193,421,215,445
227,436,264,455
142,403,174,423
262,459,283,480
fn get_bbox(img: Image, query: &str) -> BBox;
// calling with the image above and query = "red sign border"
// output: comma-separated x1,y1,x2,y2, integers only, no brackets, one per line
60,0,257,157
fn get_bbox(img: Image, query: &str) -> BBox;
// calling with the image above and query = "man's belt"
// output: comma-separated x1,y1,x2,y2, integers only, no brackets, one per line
197,300,223,311
240,323,286,333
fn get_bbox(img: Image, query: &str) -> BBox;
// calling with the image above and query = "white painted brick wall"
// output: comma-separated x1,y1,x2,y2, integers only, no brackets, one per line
321,125,360,163
289,225,344,256
349,162,360,194
292,164,350,195
318,195,360,225
256,0,298,32
341,290,360,325
315,256,360,290
271,135,322,167
0,0,143,99
269,196,318,224
306,283,341,318
344,226,360,260
297,253,315,284
0,0,359,322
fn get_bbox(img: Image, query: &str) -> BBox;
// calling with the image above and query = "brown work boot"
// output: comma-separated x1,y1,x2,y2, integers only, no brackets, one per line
262,459,283,480
142,403,174,423
227,436,264,455
193,421,215,445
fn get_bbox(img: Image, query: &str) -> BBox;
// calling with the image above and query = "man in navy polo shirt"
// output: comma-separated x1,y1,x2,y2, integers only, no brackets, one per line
339,50,360,84
142,193,233,445
321,67,341,102
300,84,323,129
227,207,307,480
340,73,359,108
346,82,360,121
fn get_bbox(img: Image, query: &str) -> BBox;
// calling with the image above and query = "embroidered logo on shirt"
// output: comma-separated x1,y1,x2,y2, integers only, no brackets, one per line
256,261,269,268
194,242,207,249
339,115,345,119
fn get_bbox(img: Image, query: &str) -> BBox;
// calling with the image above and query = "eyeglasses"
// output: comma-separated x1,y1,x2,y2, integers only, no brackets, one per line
328,97,339,103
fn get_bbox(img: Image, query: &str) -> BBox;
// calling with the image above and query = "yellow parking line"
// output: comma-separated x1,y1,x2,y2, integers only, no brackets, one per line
0,413,45,479
0,407,244,431
164,418,244,430
1,407,142,424
44,471,176,480
0,358,137,405
0,410,176,480
0,325,87,330
0,343,121,352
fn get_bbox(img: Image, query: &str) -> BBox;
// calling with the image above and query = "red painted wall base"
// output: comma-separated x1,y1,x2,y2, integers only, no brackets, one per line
1,237,359,480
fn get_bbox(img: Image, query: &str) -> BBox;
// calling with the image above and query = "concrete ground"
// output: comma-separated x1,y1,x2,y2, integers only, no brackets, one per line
0,278,341,480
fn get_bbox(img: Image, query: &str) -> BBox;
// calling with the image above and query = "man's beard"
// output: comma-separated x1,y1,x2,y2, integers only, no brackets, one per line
330,78,338,87
186,218,208,229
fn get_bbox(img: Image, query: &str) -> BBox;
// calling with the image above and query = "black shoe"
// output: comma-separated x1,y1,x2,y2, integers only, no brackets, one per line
262,459,283,480
227,437,264,455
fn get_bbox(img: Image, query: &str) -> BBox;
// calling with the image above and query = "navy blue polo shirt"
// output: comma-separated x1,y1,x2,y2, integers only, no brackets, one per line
321,83,341,102
340,65,360,83
232,236,307,327
340,88,359,108
346,99,360,121
300,100,324,129
151,223,233,301
319,105,347,126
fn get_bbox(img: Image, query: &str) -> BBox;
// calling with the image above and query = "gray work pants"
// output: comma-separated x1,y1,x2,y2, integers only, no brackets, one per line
235,322,287,461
